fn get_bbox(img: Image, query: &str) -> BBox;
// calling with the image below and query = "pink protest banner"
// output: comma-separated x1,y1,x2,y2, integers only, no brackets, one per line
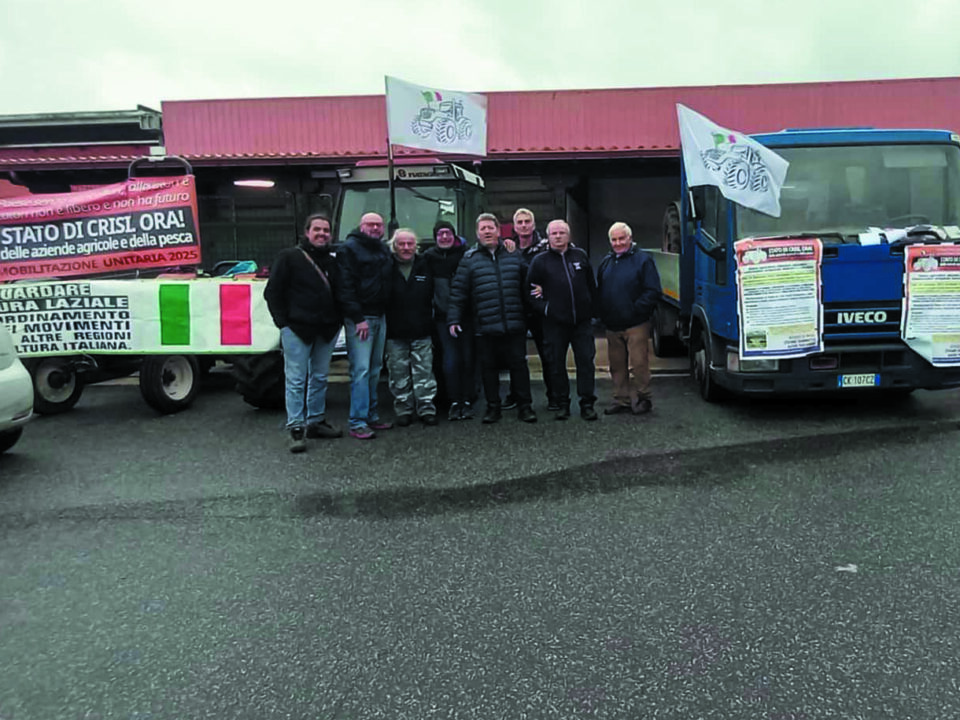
0,175,202,281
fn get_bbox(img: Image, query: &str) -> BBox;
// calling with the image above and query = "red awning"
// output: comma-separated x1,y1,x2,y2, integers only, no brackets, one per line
0,144,150,170
162,77,960,163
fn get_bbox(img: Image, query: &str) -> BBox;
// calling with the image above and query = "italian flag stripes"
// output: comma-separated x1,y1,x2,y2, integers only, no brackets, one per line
158,283,252,346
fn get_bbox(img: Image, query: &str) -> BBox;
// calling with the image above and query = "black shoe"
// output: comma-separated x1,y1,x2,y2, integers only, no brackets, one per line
518,406,538,423
447,403,462,422
306,420,343,439
482,406,502,424
396,414,413,427
604,403,631,415
460,402,475,420
581,405,599,421
502,397,518,411
421,414,439,426
632,397,653,415
288,427,306,453
546,400,563,412
554,404,570,421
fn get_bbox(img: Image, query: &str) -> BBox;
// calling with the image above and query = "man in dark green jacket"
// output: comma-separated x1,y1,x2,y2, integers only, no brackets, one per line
448,214,537,424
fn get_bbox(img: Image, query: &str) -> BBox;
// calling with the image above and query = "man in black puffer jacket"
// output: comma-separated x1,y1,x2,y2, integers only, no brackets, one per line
448,213,537,424
264,213,343,452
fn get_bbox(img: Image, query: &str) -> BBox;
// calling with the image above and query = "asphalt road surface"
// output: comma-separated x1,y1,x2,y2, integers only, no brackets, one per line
2,375,960,719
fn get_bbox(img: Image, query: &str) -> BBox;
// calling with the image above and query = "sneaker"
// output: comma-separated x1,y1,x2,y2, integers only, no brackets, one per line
581,405,599,421
603,403,631,415
447,403,462,422
460,402,475,420
421,414,439,426
288,427,306,453
554,404,571,421
632,397,653,415
349,425,376,440
502,395,518,411
369,420,394,431
482,406,502,424
518,406,538,423
546,400,563,412
306,420,343,439
396,414,413,427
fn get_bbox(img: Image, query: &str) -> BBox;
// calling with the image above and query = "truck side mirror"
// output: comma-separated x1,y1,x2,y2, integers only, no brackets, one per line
689,187,705,221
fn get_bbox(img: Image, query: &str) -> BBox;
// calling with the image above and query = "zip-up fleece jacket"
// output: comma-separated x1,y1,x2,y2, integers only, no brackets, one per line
596,245,662,332
386,254,434,340
337,228,393,323
448,242,526,336
264,241,341,343
422,244,467,320
526,246,596,326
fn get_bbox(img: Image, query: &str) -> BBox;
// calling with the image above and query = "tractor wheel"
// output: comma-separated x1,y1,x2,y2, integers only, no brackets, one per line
231,352,285,410
139,355,201,414
662,202,682,253
435,117,457,144
27,358,84,415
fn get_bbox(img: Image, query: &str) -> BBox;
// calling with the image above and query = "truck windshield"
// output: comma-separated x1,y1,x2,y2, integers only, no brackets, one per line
737,143,960,242
337,183,459,244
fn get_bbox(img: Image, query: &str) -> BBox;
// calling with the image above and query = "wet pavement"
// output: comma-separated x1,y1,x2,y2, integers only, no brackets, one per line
2,377,959,719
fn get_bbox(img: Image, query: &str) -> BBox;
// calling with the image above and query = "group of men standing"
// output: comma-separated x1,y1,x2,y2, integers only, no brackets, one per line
264,208,662,453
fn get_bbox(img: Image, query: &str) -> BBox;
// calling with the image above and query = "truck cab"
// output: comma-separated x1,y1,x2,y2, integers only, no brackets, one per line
655,128,960,400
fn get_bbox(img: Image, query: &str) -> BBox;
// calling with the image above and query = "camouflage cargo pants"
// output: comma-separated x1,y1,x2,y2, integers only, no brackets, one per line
385,337,438,418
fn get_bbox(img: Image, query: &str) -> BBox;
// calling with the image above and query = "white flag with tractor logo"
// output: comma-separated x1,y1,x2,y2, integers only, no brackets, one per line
677,104,789,217
386,76,487,157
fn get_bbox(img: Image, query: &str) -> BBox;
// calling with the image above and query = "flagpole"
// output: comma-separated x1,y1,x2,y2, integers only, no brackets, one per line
384,77,398,236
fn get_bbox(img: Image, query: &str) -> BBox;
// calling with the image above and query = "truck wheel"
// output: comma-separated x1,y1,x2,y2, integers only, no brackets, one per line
231,352,285,410
0,428,24,454
139,355,201,414
27,358,84,415
692,329,723,403
651,306,684,358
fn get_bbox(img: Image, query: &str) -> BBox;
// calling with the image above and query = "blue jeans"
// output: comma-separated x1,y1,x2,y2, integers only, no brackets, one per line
344,315,387,429
281,326,336,430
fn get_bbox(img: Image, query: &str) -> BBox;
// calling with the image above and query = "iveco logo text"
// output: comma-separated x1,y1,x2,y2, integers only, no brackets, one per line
838,311,888,324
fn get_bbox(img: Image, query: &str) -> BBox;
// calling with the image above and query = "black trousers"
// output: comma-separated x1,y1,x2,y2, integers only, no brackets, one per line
542,318,597,408
477,332,532,409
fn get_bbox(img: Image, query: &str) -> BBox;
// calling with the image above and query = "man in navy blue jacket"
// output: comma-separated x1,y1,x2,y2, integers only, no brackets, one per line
596,221,662,415
527,219,598,421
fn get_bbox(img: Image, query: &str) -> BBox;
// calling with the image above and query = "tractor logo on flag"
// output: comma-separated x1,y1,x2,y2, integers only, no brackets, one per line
701,133,771,194
410,90,473,146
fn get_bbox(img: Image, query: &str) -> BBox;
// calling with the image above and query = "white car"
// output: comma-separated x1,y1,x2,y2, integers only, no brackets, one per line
0,324,33,454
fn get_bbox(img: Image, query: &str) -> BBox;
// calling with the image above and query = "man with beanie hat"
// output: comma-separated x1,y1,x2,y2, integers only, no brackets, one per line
424,220,477,420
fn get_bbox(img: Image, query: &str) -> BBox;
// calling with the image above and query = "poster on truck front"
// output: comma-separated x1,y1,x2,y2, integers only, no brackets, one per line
0,279,280,357
0,176,201,280
902,244,960,366
735,237,824,359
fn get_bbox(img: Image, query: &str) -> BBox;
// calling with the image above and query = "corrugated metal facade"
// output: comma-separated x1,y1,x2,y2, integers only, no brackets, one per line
162,77,960,162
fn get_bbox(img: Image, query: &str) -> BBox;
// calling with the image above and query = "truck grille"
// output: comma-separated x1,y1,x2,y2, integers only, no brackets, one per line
822,301,902,347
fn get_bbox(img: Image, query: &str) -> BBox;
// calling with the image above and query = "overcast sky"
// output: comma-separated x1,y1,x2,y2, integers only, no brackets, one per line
2,0,959,115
